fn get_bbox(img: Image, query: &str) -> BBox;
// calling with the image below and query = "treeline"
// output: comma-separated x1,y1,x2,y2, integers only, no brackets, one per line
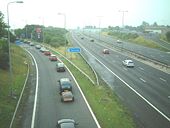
15,25,68,47
0,39,9,70
107,31,139,40
0,11,9,70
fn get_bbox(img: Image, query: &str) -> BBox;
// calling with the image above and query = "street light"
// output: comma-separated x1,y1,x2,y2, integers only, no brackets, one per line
7,1,23,96
58,12,67,56
97,16,103,40
119,10,128,28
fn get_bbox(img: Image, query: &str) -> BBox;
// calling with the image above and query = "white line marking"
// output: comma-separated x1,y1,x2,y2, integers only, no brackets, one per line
140,78,146,83
139,67,144,71
25,50,39,128
72,33,170,122
160,78,167,82
123,67,128,71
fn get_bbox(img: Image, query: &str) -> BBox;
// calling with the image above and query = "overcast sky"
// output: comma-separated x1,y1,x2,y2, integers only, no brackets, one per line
0,0,170,29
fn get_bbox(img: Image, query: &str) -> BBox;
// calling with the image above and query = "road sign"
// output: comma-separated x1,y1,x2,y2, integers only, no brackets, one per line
68,47,81,53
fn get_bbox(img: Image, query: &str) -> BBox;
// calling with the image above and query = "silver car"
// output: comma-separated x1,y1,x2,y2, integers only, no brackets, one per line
122,59,134,67
56,119,78,128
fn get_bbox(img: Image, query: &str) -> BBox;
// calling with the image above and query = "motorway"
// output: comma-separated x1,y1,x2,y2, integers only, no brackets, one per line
83,30,170,65
24,45,99,128
70,31,170,128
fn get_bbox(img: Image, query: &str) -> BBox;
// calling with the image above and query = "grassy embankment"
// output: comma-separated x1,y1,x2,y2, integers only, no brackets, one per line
0,44,28,128
47,41,136,128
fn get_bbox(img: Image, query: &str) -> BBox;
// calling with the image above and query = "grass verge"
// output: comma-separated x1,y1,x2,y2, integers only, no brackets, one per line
0,44,28,128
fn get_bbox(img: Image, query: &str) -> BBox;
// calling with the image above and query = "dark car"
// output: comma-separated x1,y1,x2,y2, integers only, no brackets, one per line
58,78,72,94
56,119,78,128
90,39,94,42
56,63,65,72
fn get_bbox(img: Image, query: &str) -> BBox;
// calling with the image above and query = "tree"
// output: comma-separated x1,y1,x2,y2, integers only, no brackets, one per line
166,31,170,41
0,39,9,70
0,11,7,38
141,21,149,27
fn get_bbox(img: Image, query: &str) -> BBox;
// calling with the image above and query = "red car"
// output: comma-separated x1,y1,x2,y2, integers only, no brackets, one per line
49,54,58,61
44,50,51,56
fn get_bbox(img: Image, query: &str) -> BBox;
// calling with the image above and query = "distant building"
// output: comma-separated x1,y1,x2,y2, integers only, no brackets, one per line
144,26,170,34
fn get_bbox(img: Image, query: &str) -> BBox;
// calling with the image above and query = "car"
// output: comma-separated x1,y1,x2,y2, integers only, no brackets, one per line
30,42,34,46
90,39,94,42
56,63,65,72
61,91,74,102
49,54,58,61
35,45,41,49
122,59,134,67
40,47,47,52
44,50,51,56
56,119,78,128
103,49,109,54
116,40,122,43
58,78,72,94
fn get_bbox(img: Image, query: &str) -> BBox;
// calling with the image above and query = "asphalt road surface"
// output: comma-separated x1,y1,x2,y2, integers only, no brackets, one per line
25,45,99,128
70,31,170,128
82,30,170,65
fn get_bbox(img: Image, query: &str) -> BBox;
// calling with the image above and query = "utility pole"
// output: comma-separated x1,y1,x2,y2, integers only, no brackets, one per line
97,16,103,40
119,10,128,28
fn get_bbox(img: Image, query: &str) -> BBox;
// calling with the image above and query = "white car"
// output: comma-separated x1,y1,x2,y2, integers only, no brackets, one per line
122,59,134,67
40,47,47,52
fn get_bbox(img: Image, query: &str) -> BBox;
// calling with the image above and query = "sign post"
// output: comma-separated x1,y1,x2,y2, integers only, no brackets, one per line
68,47,81,53
67,47,81,60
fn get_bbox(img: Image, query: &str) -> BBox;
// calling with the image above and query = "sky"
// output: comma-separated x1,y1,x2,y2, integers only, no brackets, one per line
0,0,170,29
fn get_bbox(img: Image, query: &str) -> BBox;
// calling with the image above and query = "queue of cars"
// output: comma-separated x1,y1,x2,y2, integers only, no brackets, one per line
26,42,77,128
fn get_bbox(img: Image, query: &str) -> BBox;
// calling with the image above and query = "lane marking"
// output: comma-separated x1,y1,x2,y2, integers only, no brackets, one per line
72,33,170,122
25,50,39,128
123,67,128,71
160,78,167,82
139,67,144,71
140,78,146,83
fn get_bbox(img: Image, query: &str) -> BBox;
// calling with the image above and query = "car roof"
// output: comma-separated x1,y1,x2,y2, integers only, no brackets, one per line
60,78,70,82
58,119,75,125
57,63,64,67
50,54,56,57
125,59,133,62
62,91,73,96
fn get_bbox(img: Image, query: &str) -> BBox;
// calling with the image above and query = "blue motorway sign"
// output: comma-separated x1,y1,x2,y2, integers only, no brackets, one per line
68,47,81,53
15,40,22,45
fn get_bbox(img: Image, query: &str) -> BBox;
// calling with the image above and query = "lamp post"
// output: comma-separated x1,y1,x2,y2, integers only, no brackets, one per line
97,16,103,40
58,13,67,56
119,10,128,28
7,1,23,96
